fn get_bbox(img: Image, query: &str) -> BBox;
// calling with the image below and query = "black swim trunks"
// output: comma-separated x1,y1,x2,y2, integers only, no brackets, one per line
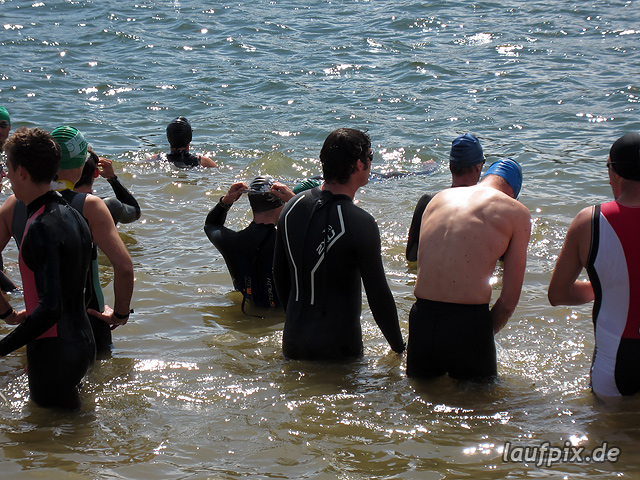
407,298,497,380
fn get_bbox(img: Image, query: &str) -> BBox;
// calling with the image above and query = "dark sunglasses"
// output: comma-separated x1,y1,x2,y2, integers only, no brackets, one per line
0,122,9,129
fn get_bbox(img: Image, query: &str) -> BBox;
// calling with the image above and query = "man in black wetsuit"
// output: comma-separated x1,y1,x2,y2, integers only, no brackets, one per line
273,128,405,360
0,127,94,409
152,116,217,168
406,133,485,262
205,176,294,313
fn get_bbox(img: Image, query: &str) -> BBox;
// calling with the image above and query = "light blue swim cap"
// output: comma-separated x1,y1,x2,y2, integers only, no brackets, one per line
483,158,523,198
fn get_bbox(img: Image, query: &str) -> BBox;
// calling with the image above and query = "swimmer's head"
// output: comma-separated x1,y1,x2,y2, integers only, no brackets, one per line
51,126,89,170
4,127,60,184
166,116,193,149
0,107,10,126
609,132,640,181
248,176,284,213
482,158,523,198
449,133,484,167
75,148,100,189
292,178,322,194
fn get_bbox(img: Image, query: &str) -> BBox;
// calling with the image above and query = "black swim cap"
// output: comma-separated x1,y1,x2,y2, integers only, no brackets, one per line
248,176,284,213
609,132,640,181
166,116,193,149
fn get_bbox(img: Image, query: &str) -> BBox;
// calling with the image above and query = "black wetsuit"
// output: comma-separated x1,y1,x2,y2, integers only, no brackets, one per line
406,192,435,262
273,188,404,360
103,176,141,225
158,152,202,168
13,190,112,357
0,191,94,409
204,200,279,310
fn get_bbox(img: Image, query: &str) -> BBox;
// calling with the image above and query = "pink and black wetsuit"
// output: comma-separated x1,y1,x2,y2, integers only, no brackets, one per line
0,191,94,409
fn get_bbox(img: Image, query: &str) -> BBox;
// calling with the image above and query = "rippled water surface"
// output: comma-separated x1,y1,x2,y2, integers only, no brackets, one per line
1,0,640,478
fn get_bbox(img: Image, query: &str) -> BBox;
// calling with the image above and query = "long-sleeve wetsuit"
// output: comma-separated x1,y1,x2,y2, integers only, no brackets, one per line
273,188,404,360
0,191,94,409
204,200,280,310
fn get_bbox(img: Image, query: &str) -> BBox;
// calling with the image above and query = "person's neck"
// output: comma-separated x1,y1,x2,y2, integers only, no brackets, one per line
451,172,481,188
74,184,92,194
253,208,281,225
170,147,189,154
614,182,640,206
321,181,359,199
21,183,52,206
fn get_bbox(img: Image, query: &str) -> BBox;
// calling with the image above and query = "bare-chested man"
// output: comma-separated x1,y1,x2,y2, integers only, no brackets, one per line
408,158,531,380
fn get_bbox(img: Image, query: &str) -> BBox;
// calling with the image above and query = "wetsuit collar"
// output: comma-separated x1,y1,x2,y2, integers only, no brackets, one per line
51,179,76,192
26,191,63,216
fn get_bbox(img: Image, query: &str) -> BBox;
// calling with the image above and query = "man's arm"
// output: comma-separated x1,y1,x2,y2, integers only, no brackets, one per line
83,195,134,325
99,157,141,224
204,182,247,245
358,214,405,353
548,206,594,306
272,213,291,312
406,193,433,262
491,206,531,333
199,155,218,168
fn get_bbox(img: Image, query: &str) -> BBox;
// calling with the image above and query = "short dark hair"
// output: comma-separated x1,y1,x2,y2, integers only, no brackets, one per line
75,147,99,189
4,127,60,183
320,128,371,184
450,163,482,176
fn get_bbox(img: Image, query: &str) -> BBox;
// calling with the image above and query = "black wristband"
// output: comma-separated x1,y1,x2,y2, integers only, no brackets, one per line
0,306,14,319
114,309,133,320
107,175,118,183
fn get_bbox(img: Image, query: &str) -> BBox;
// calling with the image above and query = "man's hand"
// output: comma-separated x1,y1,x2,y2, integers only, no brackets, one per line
88,305,128,330
98,157,116,180
271,182,295,202
4,309,26,326
222,182,249,206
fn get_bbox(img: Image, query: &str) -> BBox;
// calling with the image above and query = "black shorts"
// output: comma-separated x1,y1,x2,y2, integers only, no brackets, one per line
406,298,497,380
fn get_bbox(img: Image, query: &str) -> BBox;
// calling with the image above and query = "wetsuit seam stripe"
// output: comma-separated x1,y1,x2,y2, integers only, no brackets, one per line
284,195,306,302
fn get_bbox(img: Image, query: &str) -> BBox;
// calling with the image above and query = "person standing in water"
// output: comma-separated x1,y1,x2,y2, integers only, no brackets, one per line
273,128,405,360
409,158,530,380
153,116,217,168
548,133,640,399
0,127,94,409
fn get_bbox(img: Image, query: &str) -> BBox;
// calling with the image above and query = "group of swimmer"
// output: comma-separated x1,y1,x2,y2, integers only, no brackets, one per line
0,103,639,409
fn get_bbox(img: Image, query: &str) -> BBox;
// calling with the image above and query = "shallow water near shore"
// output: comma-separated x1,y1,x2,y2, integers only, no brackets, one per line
1,0,640,478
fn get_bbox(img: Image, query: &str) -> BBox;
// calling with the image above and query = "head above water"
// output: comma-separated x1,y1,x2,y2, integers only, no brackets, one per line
51,125,89,170
449,133,484,167
482,158,523,198
4,126,61,184
320,128,371,184
166,116,193,149
609,132,640,182
248,176,284,213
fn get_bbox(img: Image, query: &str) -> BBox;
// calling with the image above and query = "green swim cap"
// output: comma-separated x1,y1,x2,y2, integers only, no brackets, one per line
0,107,10,124
51,126,88,169
293,178,322,194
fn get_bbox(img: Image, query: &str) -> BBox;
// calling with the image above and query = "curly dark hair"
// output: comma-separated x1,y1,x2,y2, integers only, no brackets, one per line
4,127,60,183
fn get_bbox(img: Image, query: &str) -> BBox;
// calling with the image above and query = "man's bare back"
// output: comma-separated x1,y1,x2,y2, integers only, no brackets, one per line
414,174,531,330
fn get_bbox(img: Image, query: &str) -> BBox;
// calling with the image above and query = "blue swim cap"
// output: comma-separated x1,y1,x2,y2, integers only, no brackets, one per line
483,158,523,198
449,133,484,167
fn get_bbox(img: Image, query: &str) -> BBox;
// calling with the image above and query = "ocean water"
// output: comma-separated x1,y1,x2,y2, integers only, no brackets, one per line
1,0,640,478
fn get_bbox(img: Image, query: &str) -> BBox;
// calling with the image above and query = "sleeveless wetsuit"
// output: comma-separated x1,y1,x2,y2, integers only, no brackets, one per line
157,152,202,168
407,298,497,380
587,201,640,397
204,201,279,310
103,176,141,225
406,192,435,262
0,191,94,409
273,188,404,360
13,188,111,357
